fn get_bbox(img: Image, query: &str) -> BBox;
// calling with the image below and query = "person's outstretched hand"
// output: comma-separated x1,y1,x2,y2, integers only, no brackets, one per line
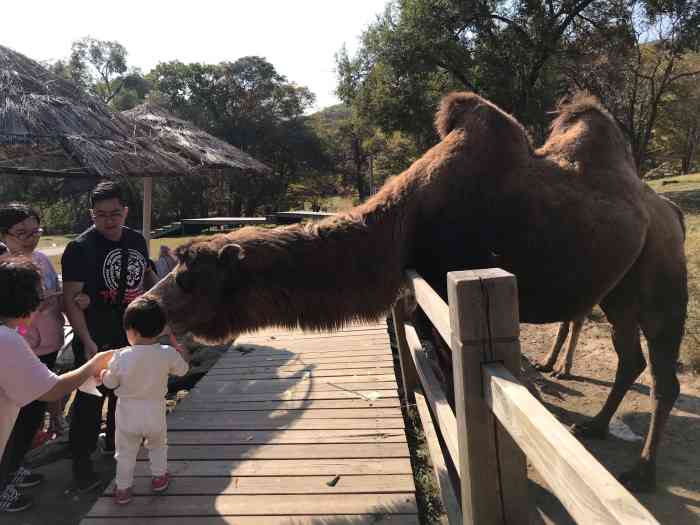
88,350,114,377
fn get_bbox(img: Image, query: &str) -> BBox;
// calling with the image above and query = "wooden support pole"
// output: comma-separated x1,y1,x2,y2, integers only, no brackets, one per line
142,176,152,255
448,268,529,525
391,300,419,406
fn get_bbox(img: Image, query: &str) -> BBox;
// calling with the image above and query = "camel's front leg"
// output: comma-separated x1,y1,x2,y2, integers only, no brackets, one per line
535,321,570,372
551,316,585,379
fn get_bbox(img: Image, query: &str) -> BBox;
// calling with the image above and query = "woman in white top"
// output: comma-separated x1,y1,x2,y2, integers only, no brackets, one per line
0,258,112,513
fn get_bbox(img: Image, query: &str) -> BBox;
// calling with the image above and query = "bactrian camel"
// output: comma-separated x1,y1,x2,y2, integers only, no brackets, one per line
142,92,687,492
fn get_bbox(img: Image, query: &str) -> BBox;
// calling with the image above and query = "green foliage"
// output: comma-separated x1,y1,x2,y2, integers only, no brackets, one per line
337,0,700,169
148,57,330,212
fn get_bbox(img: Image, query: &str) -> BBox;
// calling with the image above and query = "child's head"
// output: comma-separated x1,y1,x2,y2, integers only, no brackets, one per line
0,257,42,322
123,298,167,343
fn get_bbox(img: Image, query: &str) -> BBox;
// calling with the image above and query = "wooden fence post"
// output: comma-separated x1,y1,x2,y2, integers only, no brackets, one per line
391,299,419,405
448,268,529,524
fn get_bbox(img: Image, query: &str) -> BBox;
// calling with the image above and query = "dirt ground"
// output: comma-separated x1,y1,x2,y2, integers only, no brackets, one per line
520,319,700,525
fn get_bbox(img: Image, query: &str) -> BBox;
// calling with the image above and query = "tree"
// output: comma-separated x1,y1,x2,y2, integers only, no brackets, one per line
68,37,135,105
149,56,328,213
651,52,700,174
336,0,621,144
563,1,700,173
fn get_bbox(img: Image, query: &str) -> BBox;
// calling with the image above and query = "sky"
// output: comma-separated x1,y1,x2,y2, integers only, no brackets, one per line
2,0,389,111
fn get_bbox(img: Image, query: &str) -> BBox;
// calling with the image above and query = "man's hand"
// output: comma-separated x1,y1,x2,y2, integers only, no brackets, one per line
83,339,99,360
74,292,90,310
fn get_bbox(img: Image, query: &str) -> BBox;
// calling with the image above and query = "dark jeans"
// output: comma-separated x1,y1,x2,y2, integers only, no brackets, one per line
69,335,123,480
0,352,58,490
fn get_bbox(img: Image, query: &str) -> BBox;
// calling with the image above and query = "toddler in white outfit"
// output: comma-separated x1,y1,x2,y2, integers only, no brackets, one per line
100,298,188,505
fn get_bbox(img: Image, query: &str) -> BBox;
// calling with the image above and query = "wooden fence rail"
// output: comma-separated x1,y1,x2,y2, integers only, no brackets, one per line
391,268,658,525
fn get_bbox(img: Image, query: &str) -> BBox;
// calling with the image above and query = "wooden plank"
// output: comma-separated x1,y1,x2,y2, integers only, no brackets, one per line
205,368,397,381
404,324,459,470
448,269,504,525
192,379,398,394
224,343,390,354
182,389,400,402
484,363,659,525
165,429,408,445
391,301,419,405
221,346,392,359
415,391,462,525
214,354,394,367
173,407,402,418
194,378,399,392
472,269,530,524
134,458,414,476
167,414,406,430
83,515,419,525
138,442,410,460
407,269,451,346
87,494,417,517
105,474,416,495
196,374,398,386
176,398,401,411
207,361,395,374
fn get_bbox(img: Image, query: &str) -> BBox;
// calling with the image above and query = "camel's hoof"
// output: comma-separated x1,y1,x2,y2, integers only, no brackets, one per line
534,362,554,373
618,468,656,493
571,421,608,440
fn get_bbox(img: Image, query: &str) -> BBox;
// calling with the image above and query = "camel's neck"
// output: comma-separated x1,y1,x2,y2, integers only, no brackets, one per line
232,195,414,332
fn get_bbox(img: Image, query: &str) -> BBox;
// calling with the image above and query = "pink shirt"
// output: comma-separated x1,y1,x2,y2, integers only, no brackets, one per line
23,251,64,356
0,325,59,457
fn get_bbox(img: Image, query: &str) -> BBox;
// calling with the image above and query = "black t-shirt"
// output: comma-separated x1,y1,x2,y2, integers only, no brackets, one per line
61,226,148,349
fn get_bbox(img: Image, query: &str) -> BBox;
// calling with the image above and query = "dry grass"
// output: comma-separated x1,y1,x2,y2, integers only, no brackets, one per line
681,213,700,371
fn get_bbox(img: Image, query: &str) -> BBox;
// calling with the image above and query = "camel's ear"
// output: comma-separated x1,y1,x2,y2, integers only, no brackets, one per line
218,244,246,264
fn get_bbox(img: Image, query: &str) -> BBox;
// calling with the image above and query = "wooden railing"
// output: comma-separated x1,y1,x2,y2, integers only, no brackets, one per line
391,268,658,525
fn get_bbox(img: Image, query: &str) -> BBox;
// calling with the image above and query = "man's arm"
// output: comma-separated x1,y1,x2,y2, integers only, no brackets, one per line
63,281,98,359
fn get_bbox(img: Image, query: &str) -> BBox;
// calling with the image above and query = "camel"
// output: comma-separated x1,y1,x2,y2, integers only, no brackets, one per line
142,92,687,492
536,315,587,379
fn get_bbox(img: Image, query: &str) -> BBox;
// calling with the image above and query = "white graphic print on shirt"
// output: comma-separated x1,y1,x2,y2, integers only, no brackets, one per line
100,248,147,305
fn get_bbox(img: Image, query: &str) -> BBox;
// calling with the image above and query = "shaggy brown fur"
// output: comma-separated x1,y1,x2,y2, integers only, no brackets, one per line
142,91,687,492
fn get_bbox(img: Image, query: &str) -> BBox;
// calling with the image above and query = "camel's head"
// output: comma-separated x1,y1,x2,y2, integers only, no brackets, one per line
141,238,247,344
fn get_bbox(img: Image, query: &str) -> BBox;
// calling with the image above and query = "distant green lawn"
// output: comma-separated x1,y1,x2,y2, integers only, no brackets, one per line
646,172,700,193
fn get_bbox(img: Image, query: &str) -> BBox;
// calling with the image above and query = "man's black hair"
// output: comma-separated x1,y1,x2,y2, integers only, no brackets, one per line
0,203,40,233
123,298,167,338
90,181,126,208
0,258,42,319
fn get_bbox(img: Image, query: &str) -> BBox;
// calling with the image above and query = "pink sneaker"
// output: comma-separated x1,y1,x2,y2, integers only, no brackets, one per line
151,473,170,493
114,487,132,505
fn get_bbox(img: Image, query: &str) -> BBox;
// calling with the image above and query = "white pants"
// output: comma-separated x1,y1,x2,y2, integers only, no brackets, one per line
115,399,168,489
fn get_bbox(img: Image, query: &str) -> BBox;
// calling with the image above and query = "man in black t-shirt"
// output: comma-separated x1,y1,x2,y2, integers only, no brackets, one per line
62,181,156,492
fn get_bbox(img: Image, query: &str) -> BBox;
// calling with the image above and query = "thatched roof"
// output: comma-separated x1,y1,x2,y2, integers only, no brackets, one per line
121,104,271,176
0,44,193,178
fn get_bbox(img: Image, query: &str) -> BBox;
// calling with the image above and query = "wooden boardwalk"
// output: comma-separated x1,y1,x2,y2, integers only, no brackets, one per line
81,322,419,525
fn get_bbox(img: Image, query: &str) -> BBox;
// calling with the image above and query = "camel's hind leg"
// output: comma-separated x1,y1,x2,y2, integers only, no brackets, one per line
619,314,684,492
551,316,585,379
535,321,570,372
571,310,645,440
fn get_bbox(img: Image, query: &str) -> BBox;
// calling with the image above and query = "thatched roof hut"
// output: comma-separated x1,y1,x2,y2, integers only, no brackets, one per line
0,44,192,179
122,104,271,177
